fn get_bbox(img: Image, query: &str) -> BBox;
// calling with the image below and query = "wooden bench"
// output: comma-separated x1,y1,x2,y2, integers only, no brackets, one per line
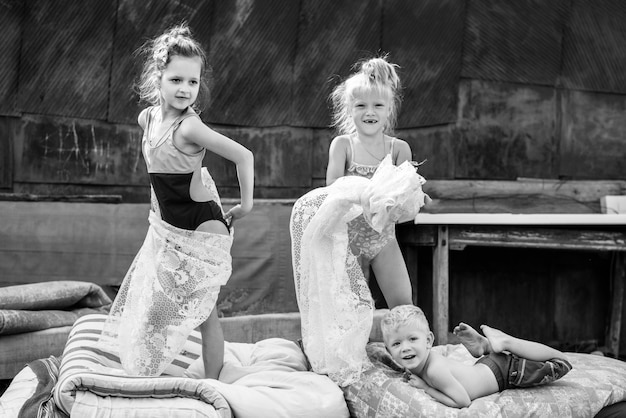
398,178,626,357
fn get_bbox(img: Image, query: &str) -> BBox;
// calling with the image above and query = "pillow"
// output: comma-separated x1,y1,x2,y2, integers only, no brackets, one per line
343,342,626,417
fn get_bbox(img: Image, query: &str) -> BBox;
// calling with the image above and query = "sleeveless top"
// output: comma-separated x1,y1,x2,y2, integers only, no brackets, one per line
345,135,396,179
142,106,226,231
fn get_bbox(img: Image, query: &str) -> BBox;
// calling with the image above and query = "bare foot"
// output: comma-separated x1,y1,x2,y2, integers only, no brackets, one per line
480,325,509,353
453,322,491,357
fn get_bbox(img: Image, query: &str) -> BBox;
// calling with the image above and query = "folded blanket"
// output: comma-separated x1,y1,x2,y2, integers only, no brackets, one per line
53,314,349,418
18,356,65,418
0,281,111,310
0,281,112,335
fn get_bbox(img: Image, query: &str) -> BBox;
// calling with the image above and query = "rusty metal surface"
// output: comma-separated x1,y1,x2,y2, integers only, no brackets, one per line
18,0,116,119
383,0,464,128
292,0,383,128
206,0,299,127
561,0,626,94
462,0,567,86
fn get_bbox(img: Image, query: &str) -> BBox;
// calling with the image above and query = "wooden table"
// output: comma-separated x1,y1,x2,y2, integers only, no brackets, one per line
402,213,626,356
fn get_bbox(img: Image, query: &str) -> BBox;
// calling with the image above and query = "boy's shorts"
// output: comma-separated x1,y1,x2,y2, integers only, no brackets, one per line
476,352,573,391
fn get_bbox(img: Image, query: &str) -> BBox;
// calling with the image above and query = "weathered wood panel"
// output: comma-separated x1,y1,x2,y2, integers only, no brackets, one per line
450,247,608,345
18,0,116,119
14,115,147,186
204,125,314,188
457,80,558,179
561,0,626,94
448,226,626,252
422,179,626,213
0,118,17,189
560,90,626,179
0,1,22,116
462,0,566,86
109,0,214,124
292,0,382,127
311,128,334,181
206,0,299,127
383,0,463,127
400,126,458,179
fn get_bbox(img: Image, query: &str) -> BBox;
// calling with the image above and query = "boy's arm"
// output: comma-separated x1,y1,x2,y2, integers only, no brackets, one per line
425,366,472,408
408,374,468,408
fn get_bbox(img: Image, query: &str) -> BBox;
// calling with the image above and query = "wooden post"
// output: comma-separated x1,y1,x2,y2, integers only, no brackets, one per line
608,252,626,358
433,225,449,345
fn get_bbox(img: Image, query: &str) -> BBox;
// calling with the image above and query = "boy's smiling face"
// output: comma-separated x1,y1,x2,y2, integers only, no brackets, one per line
384,321,434,373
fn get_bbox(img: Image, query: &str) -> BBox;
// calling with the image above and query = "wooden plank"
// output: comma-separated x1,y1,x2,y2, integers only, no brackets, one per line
608,252,625,357
561,0,626,93
206,0,299,127
447,226,626,252
0,2,22,116
382,0,463,127
462,0,567,86
422,179,626,214
18,0,116,119
433,226,449,344
0,193,122,203
292,0,382,127
415,213,626,225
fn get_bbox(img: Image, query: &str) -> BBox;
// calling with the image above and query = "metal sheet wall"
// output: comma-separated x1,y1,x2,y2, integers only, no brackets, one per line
561,0,626,93
18,0,116,119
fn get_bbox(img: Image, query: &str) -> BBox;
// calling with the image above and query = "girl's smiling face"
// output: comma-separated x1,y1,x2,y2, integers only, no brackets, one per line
159,55,202,112
385,322,434,373
349,89,391,136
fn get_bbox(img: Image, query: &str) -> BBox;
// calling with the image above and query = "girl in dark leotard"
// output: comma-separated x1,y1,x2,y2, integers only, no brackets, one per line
100,23,254,379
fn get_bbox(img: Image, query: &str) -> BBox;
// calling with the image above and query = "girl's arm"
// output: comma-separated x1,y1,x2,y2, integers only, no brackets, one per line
394,139,412,165
138,108,149,130
326,136,349,186
180,118,254,219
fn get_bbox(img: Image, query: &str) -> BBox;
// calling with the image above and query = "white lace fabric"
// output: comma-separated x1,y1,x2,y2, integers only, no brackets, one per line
100,170,233,376
290,155,427,386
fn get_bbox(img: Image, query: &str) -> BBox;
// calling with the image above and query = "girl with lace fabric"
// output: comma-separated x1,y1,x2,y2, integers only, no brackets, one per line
100,23,254,378
290,56,429,386
326,56,426,310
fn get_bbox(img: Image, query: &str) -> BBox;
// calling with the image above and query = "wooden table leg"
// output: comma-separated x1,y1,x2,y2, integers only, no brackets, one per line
433,225,449,345
608,252,625,358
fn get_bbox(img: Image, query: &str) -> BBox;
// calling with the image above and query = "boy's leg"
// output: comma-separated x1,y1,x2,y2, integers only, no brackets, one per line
453,322,491,357
481,325,565,361
199,308,224,379
370,239,413,308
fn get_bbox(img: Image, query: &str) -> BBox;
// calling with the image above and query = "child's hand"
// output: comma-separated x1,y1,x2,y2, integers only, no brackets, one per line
407,374,429,390
224,204,251,226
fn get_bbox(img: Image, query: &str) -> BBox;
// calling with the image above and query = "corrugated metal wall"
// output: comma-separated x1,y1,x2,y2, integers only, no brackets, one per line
1,0,625,199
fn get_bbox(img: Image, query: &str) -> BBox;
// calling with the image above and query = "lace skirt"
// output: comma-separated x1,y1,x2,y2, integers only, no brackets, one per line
290,155,427,386
100,210,233,376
